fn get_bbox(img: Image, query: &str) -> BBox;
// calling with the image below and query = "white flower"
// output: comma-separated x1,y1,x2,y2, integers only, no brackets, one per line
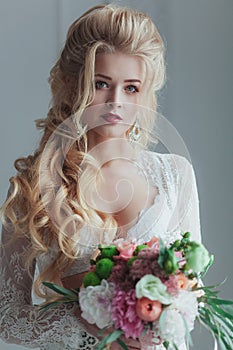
168,290,198,331
79,279,114,329
158,309,186,345
157,290,198,346
136,275,173,304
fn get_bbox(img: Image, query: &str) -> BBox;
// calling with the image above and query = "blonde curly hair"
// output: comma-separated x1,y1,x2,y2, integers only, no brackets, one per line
1,3,165,296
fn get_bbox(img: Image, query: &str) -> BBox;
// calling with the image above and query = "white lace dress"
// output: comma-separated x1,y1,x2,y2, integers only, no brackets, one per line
0,151,201,349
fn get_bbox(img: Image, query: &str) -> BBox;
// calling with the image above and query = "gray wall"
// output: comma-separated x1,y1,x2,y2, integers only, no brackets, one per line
0,1,232,349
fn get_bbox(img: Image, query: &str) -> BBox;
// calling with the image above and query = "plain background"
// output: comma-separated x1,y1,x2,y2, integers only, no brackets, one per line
0,0,232,349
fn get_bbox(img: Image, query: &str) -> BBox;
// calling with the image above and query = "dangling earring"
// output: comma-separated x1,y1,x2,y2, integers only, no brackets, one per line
73,115,85,140
129,120,141,144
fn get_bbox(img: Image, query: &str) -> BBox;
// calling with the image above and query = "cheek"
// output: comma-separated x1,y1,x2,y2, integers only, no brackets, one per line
91,91,107,105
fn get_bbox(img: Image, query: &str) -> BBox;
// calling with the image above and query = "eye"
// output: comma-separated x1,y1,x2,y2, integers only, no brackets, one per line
125,85,139,93
95,81,108,89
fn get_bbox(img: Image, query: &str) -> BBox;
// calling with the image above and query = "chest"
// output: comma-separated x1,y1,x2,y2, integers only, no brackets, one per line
91,162,159,231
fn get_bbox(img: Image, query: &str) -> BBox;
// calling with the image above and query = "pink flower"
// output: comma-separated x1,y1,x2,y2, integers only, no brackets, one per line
164,273,190,296
164,275,180,296
147,236,160,252
112,289,144,339
114,239,137,260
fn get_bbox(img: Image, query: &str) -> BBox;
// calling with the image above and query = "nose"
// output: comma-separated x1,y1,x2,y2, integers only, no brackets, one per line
106,87,123,108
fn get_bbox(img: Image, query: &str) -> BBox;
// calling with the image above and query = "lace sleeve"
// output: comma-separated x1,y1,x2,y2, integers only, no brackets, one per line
0,202,98,349
168,155,202,243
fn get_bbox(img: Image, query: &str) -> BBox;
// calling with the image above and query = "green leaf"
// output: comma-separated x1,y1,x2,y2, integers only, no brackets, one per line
116,338,129,350
163,341,169,349
198,306,233,349
97,326,109,337
210,303,233,320
106,330,123,344
42,281,78,299
96,334,111,350
224,304,233,316
208,298,233,305
158,238,166,268
39,301,63,311
200,254,214,278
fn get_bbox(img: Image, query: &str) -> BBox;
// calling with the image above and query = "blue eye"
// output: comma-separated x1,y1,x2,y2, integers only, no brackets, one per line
95,81,108,89
126,85,138,93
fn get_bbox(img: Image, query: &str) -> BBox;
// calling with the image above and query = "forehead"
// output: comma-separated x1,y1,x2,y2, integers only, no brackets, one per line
94,52,146,81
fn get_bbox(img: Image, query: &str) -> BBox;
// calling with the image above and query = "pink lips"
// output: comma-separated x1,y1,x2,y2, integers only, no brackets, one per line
102,113,122,124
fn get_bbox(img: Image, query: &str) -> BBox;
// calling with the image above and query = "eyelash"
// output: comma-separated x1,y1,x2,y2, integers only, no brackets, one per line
95,81,108,89
95,81,139,94
125,85,139,93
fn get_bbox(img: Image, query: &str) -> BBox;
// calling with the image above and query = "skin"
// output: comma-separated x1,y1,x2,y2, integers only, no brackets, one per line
85,51,146,150
81,52,158,232
63,52,156,349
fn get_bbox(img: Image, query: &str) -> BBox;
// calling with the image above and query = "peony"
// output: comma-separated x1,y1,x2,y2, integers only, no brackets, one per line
185,242,210,273
158,309,186,345
112,289,144,339
136,275,173,304
168,290,198,331
79,279,114,329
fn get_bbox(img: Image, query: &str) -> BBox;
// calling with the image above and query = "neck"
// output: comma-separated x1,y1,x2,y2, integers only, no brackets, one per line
87,137,140,168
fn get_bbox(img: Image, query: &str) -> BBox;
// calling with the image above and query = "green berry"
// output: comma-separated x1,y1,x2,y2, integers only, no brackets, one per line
173,240,181,248
127,256,138,266
183,232,191,239
134,245,147,255
83,272,100,287
99,246,119,259
95,258,114,279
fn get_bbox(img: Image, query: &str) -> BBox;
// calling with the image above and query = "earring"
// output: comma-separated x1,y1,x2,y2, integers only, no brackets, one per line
129,120,141,144
73,116,85,139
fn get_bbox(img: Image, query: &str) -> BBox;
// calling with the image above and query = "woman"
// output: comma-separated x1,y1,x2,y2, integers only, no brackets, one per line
0,4,201,349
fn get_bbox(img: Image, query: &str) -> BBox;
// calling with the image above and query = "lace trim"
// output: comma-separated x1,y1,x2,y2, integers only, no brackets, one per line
0,237,99,349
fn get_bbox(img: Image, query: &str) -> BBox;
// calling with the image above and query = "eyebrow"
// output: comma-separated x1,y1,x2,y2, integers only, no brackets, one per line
95,74,142,84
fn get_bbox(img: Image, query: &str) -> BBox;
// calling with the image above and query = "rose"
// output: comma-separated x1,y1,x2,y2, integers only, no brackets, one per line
176,273,189,290
114,239,137,260
147,236,160,252
185,242,210,273
136,275,173,304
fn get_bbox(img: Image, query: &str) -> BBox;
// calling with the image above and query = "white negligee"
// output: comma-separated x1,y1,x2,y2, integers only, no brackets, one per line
0,151,201,349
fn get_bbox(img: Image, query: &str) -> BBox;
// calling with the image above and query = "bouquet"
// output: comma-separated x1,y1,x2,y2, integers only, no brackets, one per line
40,232,233,350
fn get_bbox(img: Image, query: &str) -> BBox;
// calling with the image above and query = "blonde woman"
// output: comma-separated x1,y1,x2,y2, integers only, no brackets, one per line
0,4,201,350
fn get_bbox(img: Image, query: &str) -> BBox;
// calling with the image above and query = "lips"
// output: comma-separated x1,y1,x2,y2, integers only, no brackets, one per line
101,113,122,124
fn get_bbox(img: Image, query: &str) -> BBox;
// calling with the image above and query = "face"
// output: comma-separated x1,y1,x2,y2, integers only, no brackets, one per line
82,52,146,146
